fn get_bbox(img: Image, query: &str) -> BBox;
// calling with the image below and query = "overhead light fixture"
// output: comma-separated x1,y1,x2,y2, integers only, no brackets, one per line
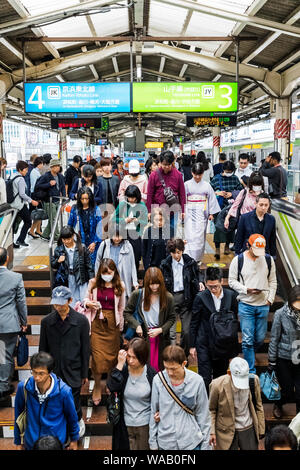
136,64,142,80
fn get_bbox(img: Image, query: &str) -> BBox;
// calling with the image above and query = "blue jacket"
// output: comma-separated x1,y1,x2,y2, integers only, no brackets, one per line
14,373,79,449
69,177,103,205
234,209,276,257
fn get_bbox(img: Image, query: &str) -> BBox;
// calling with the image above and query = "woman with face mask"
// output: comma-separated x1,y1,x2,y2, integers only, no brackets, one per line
224,172,265,230
111,185,148,273
84,258,125,406
210,160,243,258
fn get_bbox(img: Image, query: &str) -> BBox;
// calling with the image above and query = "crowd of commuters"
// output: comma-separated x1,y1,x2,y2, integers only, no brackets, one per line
0,149,299,451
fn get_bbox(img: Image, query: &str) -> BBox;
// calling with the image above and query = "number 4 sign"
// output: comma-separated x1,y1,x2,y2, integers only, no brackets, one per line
28,85,45,110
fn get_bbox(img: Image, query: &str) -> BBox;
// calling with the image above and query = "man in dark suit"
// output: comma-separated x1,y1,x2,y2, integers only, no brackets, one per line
213,153,227,176
0,247,27,398
234,192,276,257
39,286,90,438
189,267,238,391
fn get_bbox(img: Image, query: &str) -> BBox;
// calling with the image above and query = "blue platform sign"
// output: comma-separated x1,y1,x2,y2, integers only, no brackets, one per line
24,82,131,113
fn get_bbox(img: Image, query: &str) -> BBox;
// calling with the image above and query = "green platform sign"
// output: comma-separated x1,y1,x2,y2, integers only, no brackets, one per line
132,82,238,113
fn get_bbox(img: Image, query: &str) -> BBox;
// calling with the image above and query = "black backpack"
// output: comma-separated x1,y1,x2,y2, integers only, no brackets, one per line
209,309,239,359
6,175,22,203
237,252,271,283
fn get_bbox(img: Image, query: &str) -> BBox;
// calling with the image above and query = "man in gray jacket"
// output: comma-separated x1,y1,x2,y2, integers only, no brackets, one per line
0,247,27,398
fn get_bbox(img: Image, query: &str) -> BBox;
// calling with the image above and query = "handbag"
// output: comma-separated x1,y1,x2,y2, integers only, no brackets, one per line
16,333,29,367
30,208,48,221
215,188,247,233
106,391,121,425
156,170,179,207
124,289,143,340
16,378,29,445
259,370,281,401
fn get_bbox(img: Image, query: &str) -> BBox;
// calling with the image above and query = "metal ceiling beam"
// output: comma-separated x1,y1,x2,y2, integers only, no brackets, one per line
282,62,300,96
134,0,144,29
242,5,300,64
19,35,256,42
156,0,300,38
272,49,300,73
215,0,269,58
79,0,101,47
6,0,61,59
81,45,99,79
0,0,122,35
0,38,33,66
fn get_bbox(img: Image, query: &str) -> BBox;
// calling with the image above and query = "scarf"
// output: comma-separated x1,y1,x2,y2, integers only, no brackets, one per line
285,303,300,329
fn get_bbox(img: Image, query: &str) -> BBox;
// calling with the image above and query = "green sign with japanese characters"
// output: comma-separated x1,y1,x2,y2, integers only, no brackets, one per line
132,82,238,113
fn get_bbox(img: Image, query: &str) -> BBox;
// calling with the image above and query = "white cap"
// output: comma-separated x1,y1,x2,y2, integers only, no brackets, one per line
128,159,140,174
229,357,249,389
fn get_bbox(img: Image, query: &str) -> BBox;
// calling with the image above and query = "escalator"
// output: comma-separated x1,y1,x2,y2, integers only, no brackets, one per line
271,199,300,300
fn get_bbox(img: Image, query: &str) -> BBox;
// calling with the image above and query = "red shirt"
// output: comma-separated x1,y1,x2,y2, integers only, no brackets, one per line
146,167,186,213
97,287,115,310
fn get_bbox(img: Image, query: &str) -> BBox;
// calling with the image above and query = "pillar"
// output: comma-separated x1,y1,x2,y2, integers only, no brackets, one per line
274,97,291,168
59,129,67,172
0,104,6,158
135,127,145,152
212,127,221,165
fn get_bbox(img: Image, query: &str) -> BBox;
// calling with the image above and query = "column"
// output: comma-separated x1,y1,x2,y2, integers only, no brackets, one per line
135,127,145,152
274,97,291,168
0,104,6,158
59,129,67,172
212,127,221,165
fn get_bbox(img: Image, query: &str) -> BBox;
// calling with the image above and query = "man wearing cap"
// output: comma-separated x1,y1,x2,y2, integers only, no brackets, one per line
118,159,148,204
39,286,90,438
34,158,66,241
209,357,265,450
228,234,277,374
234,192,276,258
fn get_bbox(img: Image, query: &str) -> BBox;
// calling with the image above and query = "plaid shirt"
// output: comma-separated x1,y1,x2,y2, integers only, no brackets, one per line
210,174,243,207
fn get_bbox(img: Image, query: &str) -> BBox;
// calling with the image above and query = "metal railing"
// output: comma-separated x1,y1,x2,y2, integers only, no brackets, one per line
48,196,70,287
276,232,298,286
0,204,18,247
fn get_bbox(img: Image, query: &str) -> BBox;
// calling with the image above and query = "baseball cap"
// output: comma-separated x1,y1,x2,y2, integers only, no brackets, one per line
49,158,61,168
248,233,266,256
128,159,140,174
229,357,249,389
51,286,72,305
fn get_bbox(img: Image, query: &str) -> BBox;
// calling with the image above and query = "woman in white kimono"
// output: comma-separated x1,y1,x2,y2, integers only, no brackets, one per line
184,162,220,263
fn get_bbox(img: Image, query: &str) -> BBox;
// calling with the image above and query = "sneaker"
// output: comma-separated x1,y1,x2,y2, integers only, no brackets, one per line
273,403,283,419
78,418,86,438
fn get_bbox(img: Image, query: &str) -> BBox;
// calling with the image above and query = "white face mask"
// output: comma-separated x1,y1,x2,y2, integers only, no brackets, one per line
224,172,233,177
252,186,262,193
101,274,114,282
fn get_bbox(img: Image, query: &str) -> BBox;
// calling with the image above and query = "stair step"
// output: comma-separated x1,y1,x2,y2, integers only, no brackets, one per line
13,265,50,281
24,280,51,297
26,297,51,315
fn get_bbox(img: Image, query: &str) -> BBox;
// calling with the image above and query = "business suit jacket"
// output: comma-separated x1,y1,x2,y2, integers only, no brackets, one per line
39,307,90,388
209,374,265,450
0,267,27,333
234,209,276,257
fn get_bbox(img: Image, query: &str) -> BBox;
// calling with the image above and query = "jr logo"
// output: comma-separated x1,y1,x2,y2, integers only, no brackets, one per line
47,86,61,100
202,86,214,98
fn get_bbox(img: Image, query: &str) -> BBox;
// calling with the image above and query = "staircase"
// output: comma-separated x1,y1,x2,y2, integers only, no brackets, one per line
0,263,112,450
0,257,294,451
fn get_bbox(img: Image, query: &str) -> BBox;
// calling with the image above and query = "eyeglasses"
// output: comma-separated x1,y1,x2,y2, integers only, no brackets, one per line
206,284,221,291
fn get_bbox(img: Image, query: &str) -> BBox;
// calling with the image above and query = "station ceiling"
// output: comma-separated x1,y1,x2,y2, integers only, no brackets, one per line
0,0,299,141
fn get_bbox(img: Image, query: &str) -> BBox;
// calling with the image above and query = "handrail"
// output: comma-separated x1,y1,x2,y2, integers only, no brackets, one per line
276,232,298,286
0,204,18,247
48,196,70,288
271,199,300,220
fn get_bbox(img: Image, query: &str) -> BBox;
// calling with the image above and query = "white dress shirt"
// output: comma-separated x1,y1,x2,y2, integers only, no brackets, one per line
172,257,184,292
211,288,224,312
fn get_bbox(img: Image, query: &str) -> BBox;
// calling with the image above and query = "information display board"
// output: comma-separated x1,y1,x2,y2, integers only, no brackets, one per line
132,82,238,113
51,118,102,129
145,141,163,148
24,82,131,113
186,112,237,128
123,152,145,171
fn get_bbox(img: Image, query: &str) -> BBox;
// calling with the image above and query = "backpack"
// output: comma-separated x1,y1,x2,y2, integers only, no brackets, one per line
6,175,22,203
209,309,239,359
237,252,271,283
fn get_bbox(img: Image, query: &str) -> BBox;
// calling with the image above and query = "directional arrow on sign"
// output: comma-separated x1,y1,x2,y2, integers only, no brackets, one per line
29,290,36,297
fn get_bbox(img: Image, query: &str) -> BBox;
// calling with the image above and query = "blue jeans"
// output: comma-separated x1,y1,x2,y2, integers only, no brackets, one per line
238,302,269,373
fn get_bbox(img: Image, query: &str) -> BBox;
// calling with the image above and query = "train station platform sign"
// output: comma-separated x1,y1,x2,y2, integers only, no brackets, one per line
24,82,131,113
132,82,238,113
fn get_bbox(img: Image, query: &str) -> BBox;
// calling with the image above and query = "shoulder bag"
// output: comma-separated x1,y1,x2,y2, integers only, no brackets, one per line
158,371,194,415
106,391,121,425
215,188,247,233
156,170,179,207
